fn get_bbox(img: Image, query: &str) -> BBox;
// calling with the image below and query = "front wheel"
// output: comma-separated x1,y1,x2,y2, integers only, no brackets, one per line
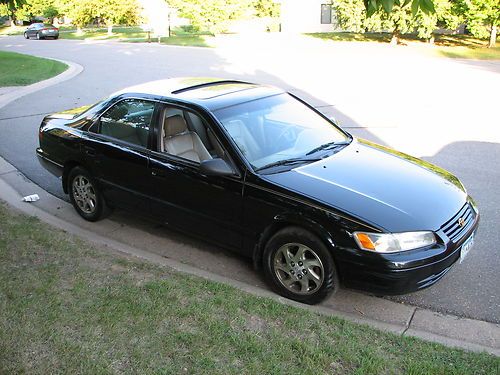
263,226,338,304
68,166,109,222
24,32,29,39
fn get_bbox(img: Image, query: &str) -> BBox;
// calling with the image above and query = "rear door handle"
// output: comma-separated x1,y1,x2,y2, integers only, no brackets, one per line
84,146,96,156
151,168,166,178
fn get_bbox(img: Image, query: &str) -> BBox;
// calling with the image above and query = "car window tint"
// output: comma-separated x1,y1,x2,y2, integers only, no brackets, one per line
97,99,155,147
160,107,218,163
215,93,349,169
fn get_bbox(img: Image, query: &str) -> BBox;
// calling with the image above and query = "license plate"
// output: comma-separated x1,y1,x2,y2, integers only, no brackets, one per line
460,233,475,263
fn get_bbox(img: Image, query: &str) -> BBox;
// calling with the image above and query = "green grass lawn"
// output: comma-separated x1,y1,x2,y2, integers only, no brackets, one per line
0,203,498,374
0,51,67,87
307,32,500,60
436,45,500,60
0,25,215,47
0,25,24,36
59,26,215,47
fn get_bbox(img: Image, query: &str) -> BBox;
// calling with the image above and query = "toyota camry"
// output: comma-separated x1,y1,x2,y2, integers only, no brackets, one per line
37,78,479,304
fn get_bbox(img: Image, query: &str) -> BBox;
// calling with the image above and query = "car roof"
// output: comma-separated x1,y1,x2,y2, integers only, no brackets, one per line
113,77,285,111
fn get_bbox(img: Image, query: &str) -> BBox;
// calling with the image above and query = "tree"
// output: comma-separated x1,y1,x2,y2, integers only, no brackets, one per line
61,0,95,34
171,0,253,34
454,0,499,47
364,0,436,16
253,0,280,18
335,0,366,32
0,0,25,26
94,0,140,35
335,0,458,43
363,0,436,43
14,0,61,23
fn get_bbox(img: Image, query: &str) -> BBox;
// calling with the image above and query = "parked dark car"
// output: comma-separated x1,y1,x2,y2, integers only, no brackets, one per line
24,23,59,40
36,78,479,304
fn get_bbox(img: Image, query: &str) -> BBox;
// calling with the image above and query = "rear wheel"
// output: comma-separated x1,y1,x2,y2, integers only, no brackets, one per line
68,167,109,221
36,32,42,40
263,226,338,304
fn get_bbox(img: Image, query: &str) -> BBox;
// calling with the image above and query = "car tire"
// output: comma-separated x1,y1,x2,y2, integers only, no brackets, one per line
263,226,338,304
36,33,42,40
54,36,59,40
24,32,29,39
68,166,110,222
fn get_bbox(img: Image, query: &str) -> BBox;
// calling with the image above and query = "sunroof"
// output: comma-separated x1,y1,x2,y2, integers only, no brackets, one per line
173,81,257,99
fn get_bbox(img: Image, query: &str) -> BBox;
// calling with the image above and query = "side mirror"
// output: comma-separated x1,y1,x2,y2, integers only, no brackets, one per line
200,158,234,176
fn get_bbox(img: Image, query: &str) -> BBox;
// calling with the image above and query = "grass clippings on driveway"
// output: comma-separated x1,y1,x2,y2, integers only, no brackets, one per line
0,203,498,374
0,51,67,87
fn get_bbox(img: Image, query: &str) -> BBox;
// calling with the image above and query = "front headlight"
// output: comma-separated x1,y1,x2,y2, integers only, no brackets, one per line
353,231,436,253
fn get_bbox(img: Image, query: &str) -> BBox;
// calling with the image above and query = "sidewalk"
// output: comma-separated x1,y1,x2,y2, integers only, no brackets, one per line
0,155,498,356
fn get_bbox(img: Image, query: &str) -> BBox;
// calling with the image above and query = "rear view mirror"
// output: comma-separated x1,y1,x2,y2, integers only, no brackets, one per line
200,158,234,176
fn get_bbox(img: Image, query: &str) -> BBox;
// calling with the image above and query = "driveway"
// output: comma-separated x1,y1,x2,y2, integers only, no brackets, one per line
0,34,499,323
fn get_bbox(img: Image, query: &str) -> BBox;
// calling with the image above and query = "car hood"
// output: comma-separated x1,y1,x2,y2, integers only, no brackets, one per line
262,139,467,232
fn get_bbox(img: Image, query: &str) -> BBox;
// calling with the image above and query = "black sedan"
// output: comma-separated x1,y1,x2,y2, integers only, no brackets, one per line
36,78,479,304
24,23,59,40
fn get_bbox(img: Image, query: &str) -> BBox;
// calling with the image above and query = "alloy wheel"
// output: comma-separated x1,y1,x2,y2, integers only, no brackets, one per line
72,175,97,214
273,242,324,295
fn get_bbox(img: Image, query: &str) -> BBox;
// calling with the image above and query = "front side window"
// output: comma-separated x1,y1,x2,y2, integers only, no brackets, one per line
214,93,350,171
96,99,155,147
160,107,224,163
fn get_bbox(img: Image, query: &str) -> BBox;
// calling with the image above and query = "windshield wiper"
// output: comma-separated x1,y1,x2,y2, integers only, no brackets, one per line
255,157,323,172
306,141,349,156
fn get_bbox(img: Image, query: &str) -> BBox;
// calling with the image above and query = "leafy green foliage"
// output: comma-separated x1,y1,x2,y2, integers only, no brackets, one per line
168,0,253,33
8,0,140,30
364,0,435,16
335,0,366,32
14,0,60,22
253,0,280,18
61,0,94,28
453,0,499,45
338,0,458,40
93,0,140,30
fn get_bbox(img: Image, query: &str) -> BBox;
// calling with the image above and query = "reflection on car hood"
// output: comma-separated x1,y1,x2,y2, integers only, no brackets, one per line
262,139,467,232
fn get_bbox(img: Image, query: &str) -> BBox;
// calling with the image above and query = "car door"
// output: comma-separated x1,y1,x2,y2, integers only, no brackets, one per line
26,24,35,37
82,98,158,213
147,104,244,249
31,24,42,38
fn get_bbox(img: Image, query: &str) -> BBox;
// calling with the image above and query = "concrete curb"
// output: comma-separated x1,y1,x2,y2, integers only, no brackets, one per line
0,156,498,357
0,57,83,110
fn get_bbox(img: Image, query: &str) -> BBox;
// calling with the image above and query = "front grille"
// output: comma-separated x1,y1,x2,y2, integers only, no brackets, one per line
441,203,476,243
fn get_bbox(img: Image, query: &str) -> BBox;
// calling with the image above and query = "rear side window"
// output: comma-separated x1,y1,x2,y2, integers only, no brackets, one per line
94,99,155,147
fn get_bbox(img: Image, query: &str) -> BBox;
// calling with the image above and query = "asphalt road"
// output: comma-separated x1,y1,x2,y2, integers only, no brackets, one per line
0,34,499,323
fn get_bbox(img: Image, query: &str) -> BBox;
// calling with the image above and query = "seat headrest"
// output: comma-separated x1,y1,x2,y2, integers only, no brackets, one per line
164,115,188,137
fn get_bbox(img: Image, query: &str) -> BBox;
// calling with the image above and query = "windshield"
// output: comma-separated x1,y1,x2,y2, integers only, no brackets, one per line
214,93,350,170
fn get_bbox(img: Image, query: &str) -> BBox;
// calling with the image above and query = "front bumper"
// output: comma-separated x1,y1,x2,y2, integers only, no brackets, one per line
336,210,480,295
